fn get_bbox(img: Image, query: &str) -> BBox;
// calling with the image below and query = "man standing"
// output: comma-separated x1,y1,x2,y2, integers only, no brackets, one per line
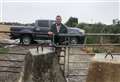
48,15,68,44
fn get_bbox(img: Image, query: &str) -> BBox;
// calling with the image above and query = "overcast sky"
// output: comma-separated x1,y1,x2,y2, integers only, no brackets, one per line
0,0,120,24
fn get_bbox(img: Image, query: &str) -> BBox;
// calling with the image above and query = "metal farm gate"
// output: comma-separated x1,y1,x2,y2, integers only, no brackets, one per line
0,31,120,82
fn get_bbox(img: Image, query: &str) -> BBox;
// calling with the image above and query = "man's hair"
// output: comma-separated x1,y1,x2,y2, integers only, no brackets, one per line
56,15,61,18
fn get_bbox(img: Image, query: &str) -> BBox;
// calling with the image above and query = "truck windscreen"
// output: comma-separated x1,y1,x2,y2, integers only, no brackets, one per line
38,20,49,27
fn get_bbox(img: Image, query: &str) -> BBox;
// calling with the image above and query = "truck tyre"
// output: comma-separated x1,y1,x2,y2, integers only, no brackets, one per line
21,35,32,45
70,37,78,45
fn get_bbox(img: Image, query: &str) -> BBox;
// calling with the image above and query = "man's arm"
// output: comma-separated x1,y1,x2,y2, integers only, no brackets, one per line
50,24,54,32
48,24,55,35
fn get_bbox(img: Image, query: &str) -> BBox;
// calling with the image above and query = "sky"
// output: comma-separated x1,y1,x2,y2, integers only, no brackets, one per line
0,0,120,24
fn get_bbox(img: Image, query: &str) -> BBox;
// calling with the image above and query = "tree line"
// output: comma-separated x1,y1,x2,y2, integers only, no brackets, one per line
65,17,120,43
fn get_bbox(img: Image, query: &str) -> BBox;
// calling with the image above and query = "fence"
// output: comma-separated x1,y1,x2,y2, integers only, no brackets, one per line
0,31,120,82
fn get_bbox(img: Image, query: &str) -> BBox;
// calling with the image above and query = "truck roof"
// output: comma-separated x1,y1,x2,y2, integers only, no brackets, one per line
10,26,34,28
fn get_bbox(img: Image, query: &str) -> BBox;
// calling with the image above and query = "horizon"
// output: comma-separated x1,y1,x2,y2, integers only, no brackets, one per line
0,18,116,25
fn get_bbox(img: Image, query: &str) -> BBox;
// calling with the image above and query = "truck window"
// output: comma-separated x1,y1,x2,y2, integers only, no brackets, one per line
38,20,49,27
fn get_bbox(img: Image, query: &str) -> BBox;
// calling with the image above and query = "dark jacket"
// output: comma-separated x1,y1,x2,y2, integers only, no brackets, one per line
50,23,68,44
50,23,68,34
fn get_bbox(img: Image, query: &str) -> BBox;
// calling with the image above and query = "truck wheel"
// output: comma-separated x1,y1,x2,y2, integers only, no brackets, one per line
70,37,78,45
21,35,31,45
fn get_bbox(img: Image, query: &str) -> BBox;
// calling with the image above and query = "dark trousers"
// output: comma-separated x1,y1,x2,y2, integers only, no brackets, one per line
54,35,66,45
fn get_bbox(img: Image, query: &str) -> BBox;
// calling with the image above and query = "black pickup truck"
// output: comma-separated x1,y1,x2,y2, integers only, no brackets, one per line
10,20,85,45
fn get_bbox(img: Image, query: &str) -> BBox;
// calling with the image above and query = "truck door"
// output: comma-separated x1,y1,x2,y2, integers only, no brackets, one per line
34,20,50,40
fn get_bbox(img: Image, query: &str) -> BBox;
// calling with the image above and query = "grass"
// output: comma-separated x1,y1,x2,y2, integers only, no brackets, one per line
84,46,120,54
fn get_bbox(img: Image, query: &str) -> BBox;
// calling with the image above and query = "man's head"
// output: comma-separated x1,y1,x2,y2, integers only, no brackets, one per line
56,15,62,25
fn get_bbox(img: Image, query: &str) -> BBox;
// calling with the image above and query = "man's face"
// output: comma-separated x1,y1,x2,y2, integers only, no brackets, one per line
56,16,62,25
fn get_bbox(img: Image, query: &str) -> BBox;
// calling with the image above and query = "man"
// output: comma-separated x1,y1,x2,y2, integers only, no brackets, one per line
48,15,68,45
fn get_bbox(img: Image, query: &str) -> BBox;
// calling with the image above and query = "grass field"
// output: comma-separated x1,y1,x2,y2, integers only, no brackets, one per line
0,24,10,39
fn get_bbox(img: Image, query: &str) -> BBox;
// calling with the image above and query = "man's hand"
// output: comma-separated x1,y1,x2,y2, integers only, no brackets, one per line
48,32,53,35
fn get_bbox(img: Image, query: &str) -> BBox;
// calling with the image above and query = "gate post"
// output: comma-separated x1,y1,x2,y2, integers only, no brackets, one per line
64,47,69,77
20,47,66,82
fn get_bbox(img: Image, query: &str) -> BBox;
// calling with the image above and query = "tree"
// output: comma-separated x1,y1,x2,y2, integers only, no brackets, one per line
65,17,78,27
113,19,120,25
